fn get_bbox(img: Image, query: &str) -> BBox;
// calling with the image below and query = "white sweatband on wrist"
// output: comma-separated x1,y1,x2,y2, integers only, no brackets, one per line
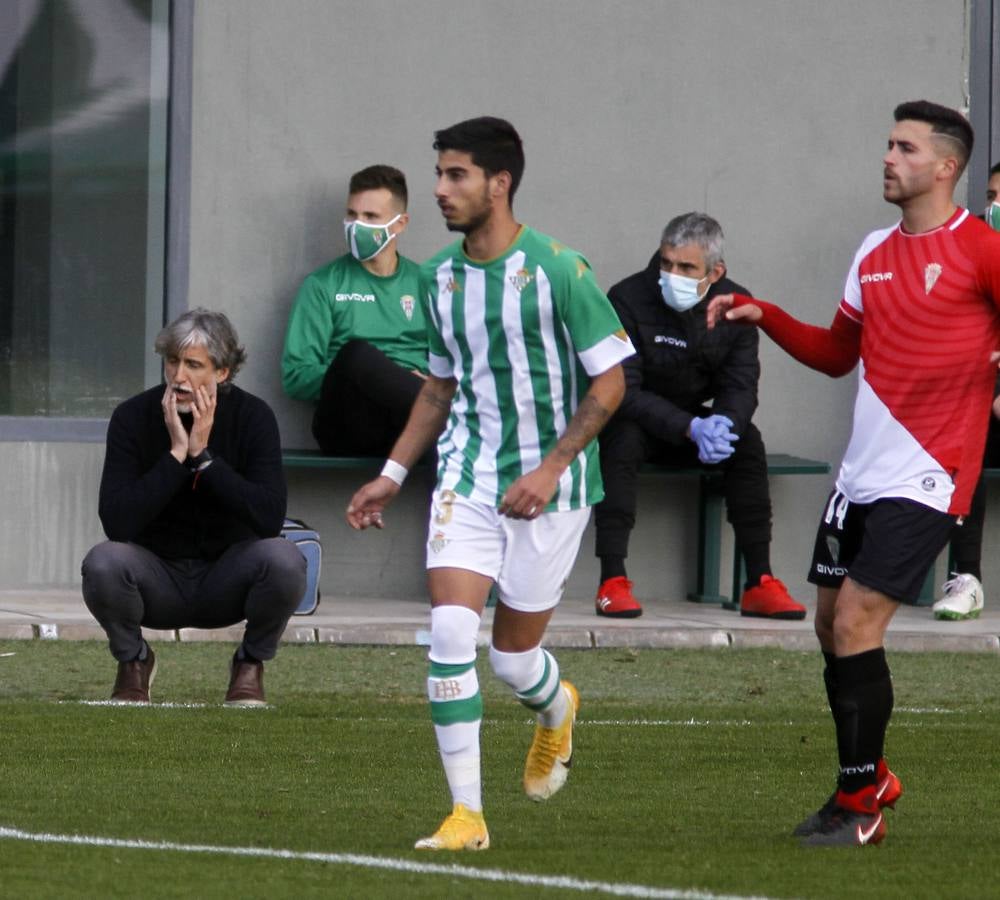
380,459,408,486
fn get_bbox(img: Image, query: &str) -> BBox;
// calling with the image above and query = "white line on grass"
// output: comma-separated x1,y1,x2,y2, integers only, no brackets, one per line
586,719,753,727
63,700,212,709
0,825,774,900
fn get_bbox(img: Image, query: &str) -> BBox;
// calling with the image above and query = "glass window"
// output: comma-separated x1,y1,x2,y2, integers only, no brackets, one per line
0,0,169,418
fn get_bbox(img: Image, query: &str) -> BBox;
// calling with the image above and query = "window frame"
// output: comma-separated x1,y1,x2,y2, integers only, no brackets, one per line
968,0,1000,209
0,0,193,443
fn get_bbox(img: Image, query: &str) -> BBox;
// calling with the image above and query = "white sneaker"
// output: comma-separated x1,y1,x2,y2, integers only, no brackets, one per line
932,573,985,620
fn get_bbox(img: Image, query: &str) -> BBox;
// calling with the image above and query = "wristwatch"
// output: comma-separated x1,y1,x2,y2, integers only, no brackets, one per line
185,449,214,471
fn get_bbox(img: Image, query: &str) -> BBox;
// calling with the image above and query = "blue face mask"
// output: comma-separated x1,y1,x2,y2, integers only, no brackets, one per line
659,271,708,312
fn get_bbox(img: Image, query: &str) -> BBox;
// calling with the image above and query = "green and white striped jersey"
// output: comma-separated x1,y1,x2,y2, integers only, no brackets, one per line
421,225,634,510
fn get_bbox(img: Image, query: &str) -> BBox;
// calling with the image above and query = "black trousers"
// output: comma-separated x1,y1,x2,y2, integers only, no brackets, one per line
948,416,1000,575
312,339,424,456
81,538,306,662
594,415,773,568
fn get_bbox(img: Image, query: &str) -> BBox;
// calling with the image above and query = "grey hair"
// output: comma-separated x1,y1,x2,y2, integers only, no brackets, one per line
660,212,725,271
154,308,247,387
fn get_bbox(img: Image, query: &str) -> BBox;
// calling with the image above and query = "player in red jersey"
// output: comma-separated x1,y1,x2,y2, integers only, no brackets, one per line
708,101,1000,847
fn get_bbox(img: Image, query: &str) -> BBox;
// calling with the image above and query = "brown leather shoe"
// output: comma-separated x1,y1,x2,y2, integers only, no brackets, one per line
111,646,157,703
225,656,266,707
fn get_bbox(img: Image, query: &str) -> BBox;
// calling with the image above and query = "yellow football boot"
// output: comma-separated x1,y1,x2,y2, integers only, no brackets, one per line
414,804,490,851
523,680,579,801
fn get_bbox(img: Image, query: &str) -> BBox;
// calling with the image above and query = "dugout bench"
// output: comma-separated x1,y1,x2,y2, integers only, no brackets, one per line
282,449,831,609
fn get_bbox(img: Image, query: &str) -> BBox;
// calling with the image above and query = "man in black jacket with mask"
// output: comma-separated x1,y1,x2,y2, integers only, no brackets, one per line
82,309,306,704
593,212,805,620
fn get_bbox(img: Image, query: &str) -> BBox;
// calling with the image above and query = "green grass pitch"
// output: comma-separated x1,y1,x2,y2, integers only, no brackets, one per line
1,640,997,899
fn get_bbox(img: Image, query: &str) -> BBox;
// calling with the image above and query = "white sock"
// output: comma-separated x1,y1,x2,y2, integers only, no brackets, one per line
489,644,568,728
428,606,483,811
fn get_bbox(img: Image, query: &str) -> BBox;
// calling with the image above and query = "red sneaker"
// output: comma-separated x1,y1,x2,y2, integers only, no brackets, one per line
739,574,806,620
595,576,643,618
876,759,903,809
794,763,902,838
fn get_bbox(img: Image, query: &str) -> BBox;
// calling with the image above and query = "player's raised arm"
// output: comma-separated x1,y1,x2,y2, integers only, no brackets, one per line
706,292,761,329
708,292,861,378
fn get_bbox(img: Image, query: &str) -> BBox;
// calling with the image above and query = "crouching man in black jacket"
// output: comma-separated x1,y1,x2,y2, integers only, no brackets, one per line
82,309,306,704
594,213,805,620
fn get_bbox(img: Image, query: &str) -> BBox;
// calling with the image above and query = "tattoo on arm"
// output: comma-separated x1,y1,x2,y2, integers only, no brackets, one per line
421,386,453,412
549,394,613,466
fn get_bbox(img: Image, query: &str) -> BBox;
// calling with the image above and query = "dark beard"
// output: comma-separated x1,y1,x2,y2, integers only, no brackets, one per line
445,186,492,234
446,208,490,234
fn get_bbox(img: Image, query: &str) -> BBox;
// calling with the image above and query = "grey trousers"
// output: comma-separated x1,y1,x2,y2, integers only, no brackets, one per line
81,538,306,662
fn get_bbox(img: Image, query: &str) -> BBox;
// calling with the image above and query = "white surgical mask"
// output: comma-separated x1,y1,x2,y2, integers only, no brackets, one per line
344,214,402,261
659,271,708,312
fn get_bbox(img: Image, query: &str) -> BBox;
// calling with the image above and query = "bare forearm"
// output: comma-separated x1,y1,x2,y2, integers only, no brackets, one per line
386,375,456,467
542,365,624,474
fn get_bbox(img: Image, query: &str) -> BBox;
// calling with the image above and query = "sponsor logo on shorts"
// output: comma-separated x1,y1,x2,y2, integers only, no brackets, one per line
429,530,449,554
654,335,687,347
825,535,841,564
335,292,376,303
815,563,847,576
921,476,936,491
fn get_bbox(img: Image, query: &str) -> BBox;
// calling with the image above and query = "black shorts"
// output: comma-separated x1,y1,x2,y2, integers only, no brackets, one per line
807,489,956,605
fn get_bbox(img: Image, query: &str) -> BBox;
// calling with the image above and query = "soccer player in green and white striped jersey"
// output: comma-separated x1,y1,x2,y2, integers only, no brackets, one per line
347,117,634,852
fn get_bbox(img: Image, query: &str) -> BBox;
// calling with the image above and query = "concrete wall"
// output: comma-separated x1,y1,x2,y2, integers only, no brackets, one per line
2,0,984,601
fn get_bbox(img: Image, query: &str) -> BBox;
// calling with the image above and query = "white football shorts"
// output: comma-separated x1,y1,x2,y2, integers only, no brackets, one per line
425,488,590,612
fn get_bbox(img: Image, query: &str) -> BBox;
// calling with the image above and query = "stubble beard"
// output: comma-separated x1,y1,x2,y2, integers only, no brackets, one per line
445,185,492,235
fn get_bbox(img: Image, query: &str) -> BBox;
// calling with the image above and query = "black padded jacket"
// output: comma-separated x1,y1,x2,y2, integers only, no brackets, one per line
607,252,760,444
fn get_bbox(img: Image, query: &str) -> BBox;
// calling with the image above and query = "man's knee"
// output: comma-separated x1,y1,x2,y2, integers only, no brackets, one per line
257,538,308,606
332,338,379,377
81,542,134,597
831,579,894,652
81,541,151,624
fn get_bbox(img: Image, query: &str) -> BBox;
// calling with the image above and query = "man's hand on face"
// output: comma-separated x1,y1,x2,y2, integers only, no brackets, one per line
162,385,190,463
186,382,217,457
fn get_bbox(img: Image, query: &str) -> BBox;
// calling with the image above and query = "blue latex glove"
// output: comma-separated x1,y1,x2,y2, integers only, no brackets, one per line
689,415,739,464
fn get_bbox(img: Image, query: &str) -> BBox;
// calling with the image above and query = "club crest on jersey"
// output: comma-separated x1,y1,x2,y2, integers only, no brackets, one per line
508,268,534,292
400,295,415,321
924,263,942,294
921,476,936,492
444,278,461,295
